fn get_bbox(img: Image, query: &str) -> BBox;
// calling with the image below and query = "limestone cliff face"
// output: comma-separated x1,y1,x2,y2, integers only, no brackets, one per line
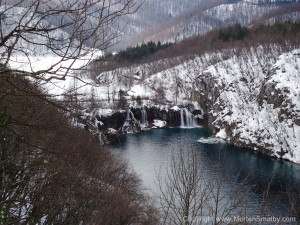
96,106,203,130
85,105,203,143
195,47,300,162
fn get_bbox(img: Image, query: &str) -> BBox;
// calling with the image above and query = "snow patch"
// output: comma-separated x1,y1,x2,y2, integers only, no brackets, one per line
171,106,180,111
197,137,226,144
152,120,167,128
107,128,117,134
216,129,227,140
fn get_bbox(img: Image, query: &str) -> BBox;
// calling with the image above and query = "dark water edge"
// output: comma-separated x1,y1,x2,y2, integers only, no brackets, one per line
110,128,300,221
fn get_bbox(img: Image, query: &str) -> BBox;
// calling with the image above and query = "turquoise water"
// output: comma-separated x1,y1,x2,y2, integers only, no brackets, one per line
111,128,300,220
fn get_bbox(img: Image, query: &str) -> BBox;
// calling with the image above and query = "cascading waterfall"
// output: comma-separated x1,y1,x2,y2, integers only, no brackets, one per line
180,108,197,128
123,110,139,133
180,109,185,127
140,109,148,129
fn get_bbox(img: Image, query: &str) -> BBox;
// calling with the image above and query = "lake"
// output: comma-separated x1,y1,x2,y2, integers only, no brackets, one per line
111,128,300,223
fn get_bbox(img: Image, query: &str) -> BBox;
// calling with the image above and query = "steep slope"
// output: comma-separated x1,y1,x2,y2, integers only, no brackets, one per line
197,46,300,162
0,73,157,224
118,0,300,49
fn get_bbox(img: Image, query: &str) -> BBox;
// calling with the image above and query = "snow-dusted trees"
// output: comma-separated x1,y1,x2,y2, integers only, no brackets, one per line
0,0,137,81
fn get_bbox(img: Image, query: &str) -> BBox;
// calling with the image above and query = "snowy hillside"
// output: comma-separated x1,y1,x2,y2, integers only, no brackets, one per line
119,0,300,48
69,43,300,163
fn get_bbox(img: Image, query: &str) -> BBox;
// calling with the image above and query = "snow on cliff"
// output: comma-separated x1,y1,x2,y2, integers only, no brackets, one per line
198,45,300,163
171,44,299,163
95,44,300,163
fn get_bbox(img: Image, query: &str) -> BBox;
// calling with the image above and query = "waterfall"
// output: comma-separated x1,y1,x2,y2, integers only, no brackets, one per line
140,108,148,129
183,108,192,127
123,110,138,133
180,108,197,128
180,109,185,127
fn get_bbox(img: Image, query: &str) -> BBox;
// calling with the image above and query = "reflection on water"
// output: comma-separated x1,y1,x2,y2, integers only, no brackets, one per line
111,128,300,219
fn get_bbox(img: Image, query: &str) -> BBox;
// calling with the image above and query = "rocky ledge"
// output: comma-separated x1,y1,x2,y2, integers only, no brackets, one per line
81,104,204,144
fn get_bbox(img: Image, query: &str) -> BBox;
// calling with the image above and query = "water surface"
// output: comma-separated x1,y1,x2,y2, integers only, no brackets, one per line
111,128,300,219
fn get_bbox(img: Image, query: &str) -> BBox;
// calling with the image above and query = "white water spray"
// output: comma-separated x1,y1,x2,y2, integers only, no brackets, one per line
140,109,148,129
180,108,197,128
123,110,138,133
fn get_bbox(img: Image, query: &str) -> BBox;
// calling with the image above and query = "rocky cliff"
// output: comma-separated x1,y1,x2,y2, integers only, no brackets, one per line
196,46,300,162
83,105,204,143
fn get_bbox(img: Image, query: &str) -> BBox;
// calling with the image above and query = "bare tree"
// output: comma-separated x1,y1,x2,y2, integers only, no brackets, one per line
155,149,209,225
0,0,138,81
154,84,166,104
0,75,158,225
156,148,251,225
